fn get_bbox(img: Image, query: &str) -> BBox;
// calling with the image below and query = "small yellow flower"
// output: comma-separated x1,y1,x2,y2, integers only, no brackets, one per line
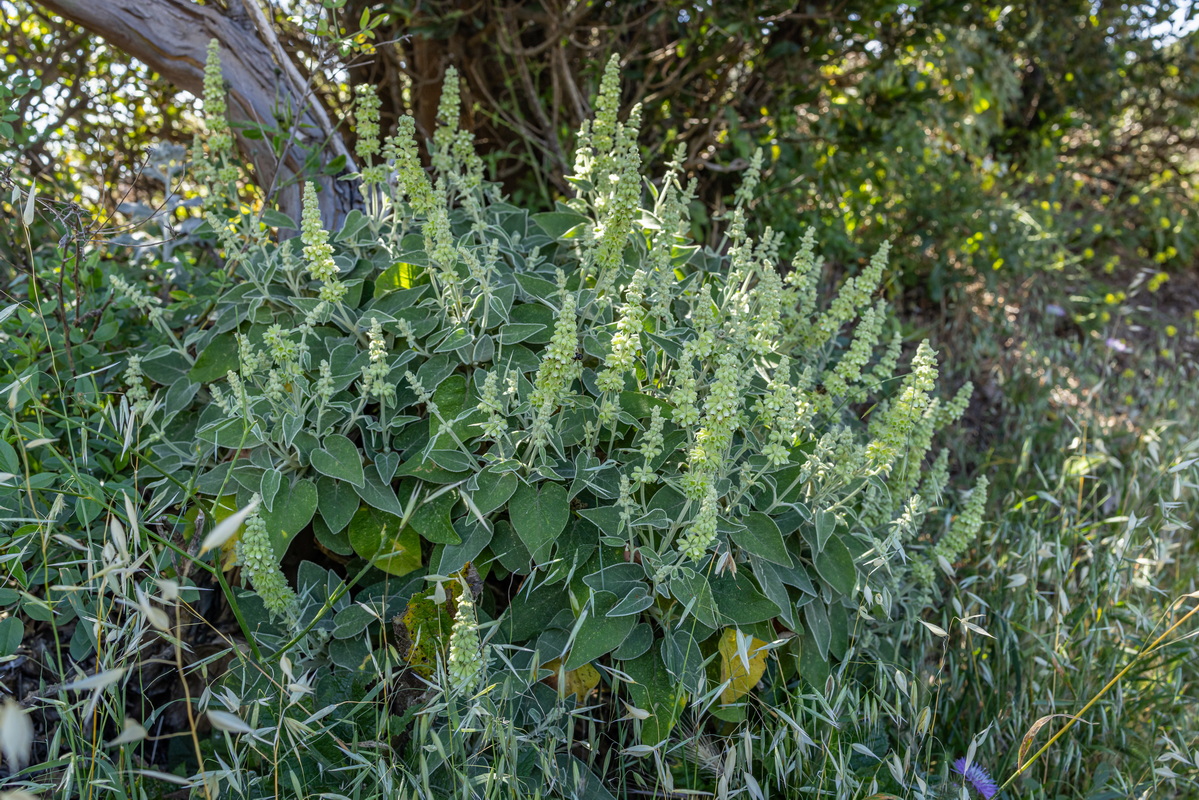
1092,223,1103,234
1121,368,1135,379
1083,248,1094,259
1129,194,1140,205
1166,325,1177,337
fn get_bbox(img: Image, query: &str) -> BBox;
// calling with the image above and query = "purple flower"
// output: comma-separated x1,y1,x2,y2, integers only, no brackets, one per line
1105,337,1131,354
954,757,999,799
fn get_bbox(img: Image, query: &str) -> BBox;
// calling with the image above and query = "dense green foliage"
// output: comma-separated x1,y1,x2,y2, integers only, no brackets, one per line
2,3,1198,799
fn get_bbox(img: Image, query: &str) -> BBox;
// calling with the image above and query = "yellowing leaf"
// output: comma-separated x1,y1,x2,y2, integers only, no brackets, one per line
564,663,600,702
540,659,601,702
718,628,768,705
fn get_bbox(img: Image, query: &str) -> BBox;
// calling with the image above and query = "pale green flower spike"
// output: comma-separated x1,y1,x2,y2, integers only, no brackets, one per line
824,299,886,399
588,55,623,178
109,274,164,324
477,370,508,440
354,84,381,162
631,406,665,485
202,39,231,159
300,182,345,303
386,116,436,211
594,104,643,295
123,356,151,416
689,351,747,474
432,66,461,176
237,503,299,623
530,284,581,418
354,84,386,185
446,583,484,695
678,486,720,561
809,241,889,349
315,359,335,405
669,350,700,428
923,475,990,585
360,318,395,403
866,340,939,471
597,269,649,392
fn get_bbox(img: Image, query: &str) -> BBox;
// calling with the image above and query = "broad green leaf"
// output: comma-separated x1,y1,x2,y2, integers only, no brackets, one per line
582,563,646,595
469,466,518,516
813,533,857,596
189,332,239,383
509,481,568,562
793,629,830,689
618,391,672,420
259,469,282,512
354,471,407,516
607,585,654,617
711,572,781,625
532,211,589,239
564,591,636,670
490,519,532,574
612,622,653,661
497,322,547,345
348,505,421,576
0,616,24,657
310,433,365,488
426,449,476,473
576,505,623,537
375,261,423,297
624,642,685,745
435,518,492,575
317,476,360,534
803,509,837,556
663,626,709,695
828,601,849,659
804,599,831,661
403,480,461,545
669,570,720,629
730,512,793,566
261,479,318,558
260,208,297,230
508,303,555,342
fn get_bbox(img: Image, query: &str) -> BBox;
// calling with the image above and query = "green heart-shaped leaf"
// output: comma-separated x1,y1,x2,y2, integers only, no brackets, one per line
470,466,519,516
261,479,318,558
348,505,421,576
730,512,793,566
509,481,568,562
310,434,365,488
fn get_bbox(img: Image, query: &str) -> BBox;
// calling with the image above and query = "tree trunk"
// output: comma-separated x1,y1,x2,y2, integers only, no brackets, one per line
34,0,360,229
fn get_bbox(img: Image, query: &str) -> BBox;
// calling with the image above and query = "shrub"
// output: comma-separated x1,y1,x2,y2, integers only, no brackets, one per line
2,51,989,796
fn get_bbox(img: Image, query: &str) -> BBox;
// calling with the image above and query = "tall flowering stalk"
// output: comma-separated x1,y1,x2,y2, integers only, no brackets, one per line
529,278,582,448
237,503,299,623
300,182,346,304
446,582,484,696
